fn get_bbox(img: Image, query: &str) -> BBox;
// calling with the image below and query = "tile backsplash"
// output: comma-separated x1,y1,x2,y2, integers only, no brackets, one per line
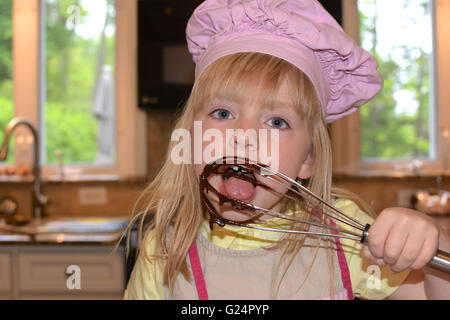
0,179,146,219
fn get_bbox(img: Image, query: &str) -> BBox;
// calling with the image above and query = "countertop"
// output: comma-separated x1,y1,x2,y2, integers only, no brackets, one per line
0,231,126,245
0,217,130,245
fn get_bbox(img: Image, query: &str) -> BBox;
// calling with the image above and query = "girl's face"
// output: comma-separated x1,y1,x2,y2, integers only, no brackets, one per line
192,78,315,222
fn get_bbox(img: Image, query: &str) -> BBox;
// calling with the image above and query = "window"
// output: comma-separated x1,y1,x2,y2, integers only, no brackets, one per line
332,0,450,176
0,0,13,164
4,0,146,178
359,0,434,160
43,0,116,165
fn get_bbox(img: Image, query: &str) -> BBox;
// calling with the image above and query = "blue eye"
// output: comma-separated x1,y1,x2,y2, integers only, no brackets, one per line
267,117,289,129
211,109,233,120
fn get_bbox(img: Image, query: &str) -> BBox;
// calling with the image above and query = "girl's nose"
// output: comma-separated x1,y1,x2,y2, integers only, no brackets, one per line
230,131,257,149
234,113,260,134
227,116,259,156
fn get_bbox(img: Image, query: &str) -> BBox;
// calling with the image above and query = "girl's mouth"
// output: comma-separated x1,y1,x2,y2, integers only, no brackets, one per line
219,166,257,202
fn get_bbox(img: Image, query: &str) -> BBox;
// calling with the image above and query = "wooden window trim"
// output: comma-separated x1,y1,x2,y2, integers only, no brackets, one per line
12,0,147,179
332,0,450,178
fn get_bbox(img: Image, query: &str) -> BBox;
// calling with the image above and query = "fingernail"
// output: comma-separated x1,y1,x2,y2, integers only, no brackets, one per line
388,266,399,274
376,259,385,267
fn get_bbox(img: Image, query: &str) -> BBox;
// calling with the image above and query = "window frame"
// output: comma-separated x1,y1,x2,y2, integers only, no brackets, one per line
12,0,147,179
332,0,450,177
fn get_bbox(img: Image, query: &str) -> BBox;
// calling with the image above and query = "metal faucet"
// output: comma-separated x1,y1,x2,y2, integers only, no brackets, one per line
0,117,49,219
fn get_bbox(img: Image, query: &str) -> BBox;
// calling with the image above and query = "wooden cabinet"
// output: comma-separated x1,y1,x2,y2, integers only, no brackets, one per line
0,245,125,300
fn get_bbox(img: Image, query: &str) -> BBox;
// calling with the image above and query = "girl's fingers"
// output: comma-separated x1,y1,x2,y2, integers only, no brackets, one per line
409,232,439,270
367,210,394,259
361,246,386,267
363,208,441,273
389,234,422,273
376,258,386,267
382,220,410,266
388,217,438,272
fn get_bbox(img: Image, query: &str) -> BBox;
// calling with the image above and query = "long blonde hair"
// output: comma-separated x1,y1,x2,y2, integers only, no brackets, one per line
127,52,374,298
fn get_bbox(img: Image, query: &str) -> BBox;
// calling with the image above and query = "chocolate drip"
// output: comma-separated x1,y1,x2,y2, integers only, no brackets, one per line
199,157,278,230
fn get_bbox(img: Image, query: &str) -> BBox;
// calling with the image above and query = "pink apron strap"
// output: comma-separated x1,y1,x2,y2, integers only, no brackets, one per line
329,220,355,300
188,241,209,300
334,237,354,300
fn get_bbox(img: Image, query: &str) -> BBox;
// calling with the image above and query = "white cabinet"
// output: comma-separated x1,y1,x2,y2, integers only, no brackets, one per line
0,245,125,300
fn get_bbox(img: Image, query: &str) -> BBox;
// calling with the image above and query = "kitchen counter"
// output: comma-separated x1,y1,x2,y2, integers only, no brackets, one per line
0,233,31,243
0,230,126,245
0,217,129,245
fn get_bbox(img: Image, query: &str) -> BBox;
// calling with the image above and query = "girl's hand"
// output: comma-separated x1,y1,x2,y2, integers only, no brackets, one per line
361,207,443,273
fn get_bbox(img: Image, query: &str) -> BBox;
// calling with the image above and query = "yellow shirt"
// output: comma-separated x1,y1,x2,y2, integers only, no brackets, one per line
123,199,410,300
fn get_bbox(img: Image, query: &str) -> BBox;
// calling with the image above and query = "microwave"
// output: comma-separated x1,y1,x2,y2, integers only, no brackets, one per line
137,0,203,109
137,0,342,110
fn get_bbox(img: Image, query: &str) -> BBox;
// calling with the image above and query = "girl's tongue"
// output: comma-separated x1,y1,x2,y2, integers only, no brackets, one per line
222,175,256,202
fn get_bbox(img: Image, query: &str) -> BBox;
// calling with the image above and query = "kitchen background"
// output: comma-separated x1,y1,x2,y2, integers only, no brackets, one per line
0,0,449,299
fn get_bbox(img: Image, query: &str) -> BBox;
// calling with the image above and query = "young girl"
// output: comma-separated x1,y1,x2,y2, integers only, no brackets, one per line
124,0,450,300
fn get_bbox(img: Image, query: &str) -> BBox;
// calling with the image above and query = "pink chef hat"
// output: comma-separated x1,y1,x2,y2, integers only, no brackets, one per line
186,0,383,123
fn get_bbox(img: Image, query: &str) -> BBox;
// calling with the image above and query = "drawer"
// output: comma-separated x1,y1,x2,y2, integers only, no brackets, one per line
18,251,124,294
0,253,12,292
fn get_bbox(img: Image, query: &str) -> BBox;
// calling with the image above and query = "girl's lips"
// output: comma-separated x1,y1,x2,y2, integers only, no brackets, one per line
219,174,257,203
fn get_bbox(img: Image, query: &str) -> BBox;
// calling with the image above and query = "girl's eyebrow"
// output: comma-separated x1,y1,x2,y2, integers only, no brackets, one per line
212,97,293,109
207,97,239,106
262,100,297,113
262,100,305,120
264,101,289,109
206,97,298,114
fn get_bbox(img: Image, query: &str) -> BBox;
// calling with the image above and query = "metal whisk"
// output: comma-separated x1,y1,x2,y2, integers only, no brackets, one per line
200,156,450,274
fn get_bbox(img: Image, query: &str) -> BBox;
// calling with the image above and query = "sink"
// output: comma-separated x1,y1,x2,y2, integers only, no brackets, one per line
0,217,130,243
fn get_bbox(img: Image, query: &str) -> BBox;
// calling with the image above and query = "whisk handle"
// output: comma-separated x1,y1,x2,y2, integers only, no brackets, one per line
427,249,450,274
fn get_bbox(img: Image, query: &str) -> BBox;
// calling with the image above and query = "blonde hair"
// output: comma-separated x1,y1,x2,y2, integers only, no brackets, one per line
126,52,375,298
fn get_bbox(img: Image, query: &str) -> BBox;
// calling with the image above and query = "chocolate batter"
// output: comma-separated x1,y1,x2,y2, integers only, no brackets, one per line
199,157,280,230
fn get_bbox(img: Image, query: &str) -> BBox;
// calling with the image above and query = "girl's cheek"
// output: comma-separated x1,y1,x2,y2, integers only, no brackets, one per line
278,135,311,177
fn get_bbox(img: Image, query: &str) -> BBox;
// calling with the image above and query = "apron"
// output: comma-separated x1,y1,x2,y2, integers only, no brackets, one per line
188,231,354,300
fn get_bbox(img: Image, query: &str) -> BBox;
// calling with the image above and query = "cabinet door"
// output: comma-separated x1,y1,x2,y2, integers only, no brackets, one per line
18,250,124,296
0,253,12,297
